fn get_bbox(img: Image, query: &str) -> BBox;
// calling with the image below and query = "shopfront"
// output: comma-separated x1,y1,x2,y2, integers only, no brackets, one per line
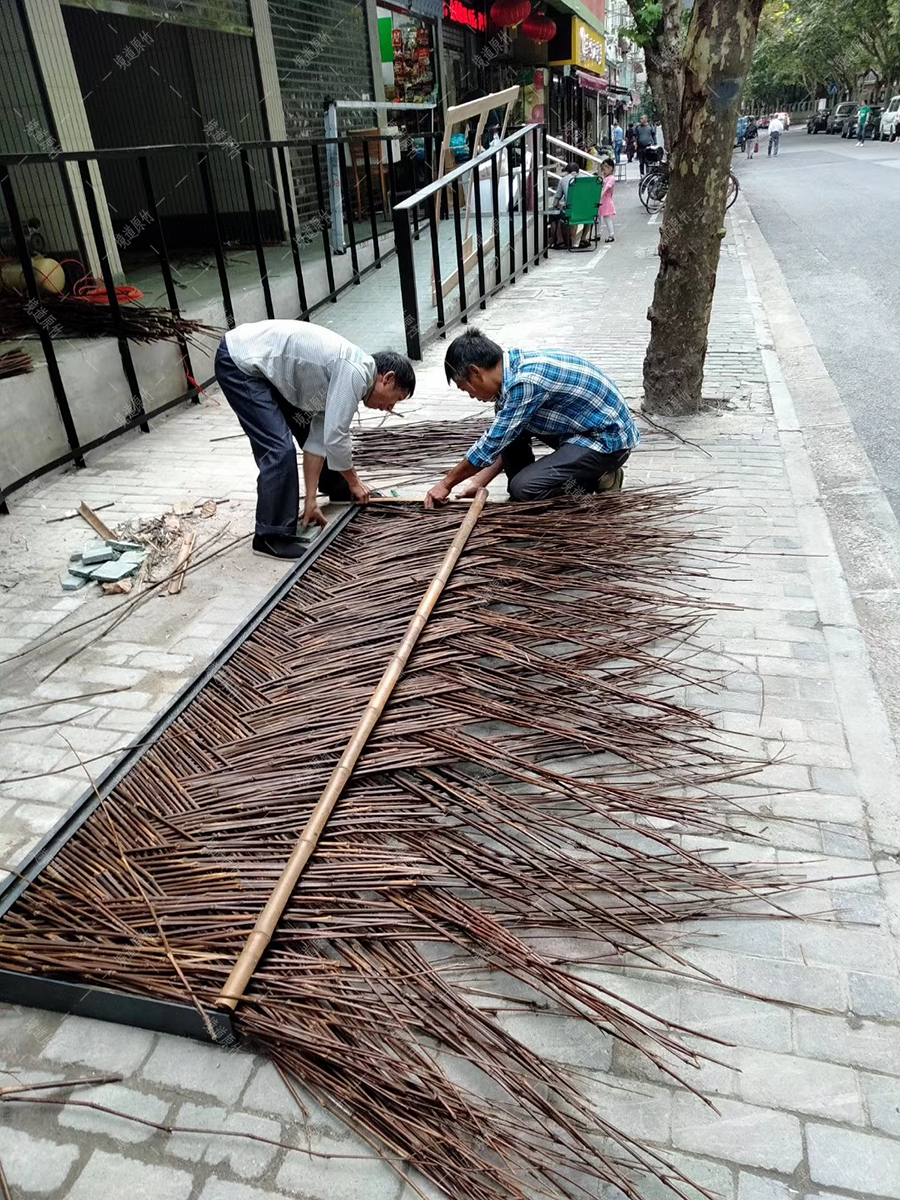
547,14,608,149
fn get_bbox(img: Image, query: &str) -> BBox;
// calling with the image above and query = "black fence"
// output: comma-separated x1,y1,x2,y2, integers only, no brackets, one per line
393,124,547,359
0,123,549,510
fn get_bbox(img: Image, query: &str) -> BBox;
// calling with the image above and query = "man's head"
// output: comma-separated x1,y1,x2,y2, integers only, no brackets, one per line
640,115,649,126
564,161,580,175
444,328,504,402
366,350,416,411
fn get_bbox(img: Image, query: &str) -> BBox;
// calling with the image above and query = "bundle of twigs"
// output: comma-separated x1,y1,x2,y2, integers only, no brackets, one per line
0,348,33,378
0,494,782,1200
0,293,221,347
353,415,490,472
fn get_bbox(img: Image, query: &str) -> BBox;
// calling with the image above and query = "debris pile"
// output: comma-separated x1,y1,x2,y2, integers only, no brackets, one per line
62,539,148,594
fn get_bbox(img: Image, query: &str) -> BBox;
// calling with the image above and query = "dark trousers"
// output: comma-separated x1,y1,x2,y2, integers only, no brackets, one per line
214,341,350,537
637,146,651,176
501,432,630,501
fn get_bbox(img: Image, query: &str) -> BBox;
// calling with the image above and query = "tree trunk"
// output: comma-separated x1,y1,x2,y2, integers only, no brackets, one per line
641,0,684,150
642,0,765,415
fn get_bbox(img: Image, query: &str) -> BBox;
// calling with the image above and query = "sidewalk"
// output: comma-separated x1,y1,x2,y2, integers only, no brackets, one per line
1,178,899,1200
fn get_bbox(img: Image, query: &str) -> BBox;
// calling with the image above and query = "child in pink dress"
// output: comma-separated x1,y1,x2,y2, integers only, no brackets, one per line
599,160,616,243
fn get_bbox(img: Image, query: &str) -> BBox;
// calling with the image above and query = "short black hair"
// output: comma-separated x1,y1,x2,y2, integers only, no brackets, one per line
564,161,580,174
444,328,503,385
373,350,416,396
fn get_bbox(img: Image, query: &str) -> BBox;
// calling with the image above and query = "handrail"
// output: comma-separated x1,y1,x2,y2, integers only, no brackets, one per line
546,134,608,168
392,124,540,210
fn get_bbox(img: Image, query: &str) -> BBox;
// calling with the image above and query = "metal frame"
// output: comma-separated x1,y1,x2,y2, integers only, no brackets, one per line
0,506,360,1041
392,124,549,360
0,129,439,510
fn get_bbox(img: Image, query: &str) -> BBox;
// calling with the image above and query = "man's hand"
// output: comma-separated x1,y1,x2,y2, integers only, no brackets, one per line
455,480,480,499
301,504,327,529
424,482,451,510
348,479,371,505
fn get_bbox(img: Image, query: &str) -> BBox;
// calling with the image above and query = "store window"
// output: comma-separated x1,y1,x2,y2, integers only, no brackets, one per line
377,6,436,104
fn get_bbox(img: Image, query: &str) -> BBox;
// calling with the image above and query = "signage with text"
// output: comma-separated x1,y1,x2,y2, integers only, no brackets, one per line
550,16,606,74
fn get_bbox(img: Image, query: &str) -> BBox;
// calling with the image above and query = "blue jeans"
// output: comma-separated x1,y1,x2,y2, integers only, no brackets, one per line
614,143,622,163
768,131,780,155
214,340,350,536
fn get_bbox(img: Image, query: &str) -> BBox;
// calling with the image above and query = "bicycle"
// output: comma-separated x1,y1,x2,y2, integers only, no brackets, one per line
639,161,740,213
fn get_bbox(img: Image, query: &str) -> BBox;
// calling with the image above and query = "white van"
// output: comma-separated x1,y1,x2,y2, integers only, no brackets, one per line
880,96,900,141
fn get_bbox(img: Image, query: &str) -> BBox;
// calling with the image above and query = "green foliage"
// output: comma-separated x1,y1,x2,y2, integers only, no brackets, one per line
748,0,900,102
622,1,664,48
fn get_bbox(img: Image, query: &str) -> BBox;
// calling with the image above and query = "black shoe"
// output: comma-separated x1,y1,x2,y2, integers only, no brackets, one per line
252,534,311,560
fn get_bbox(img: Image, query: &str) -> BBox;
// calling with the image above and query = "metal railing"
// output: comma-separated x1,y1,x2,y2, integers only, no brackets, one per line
0,129,439,510
392,124,548,360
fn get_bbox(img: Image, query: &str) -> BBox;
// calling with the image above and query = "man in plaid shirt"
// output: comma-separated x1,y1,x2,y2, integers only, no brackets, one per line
425,329,638,507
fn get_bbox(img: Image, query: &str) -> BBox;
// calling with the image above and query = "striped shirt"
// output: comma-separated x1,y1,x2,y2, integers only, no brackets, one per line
466,349,639,470
224,320,376,472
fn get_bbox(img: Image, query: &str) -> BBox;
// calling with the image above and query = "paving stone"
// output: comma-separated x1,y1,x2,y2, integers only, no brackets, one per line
141,1035,255,1104
81,541,117,564
66,1149,195,1200
672,1094,803,1172
166,1101,280,1178
0,1125,80,1192
848,972,900,1020
860,1071,900,1136
495,1011,613,1071
807,1124,900,1198
61,573,89,591
199,1182,294,1200
732,956,846,1010
784,925,896,974
679,988,792,1052
241,1061,303,1119
810,767,859,796
735,1048,864,1123
42,1014,156,1074
794,1012,900,1073
579,1074,672,1142
738,1173,802,1200
58,1082,170,1143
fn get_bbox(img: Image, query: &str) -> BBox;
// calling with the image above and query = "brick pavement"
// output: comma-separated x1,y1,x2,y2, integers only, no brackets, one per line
0,180,898,1199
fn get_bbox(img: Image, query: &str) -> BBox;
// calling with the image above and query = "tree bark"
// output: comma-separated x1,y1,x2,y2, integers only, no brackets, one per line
643,0,685,151
642,0,765,415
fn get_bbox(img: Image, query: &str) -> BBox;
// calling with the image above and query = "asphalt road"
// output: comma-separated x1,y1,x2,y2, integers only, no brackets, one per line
736,124,900,515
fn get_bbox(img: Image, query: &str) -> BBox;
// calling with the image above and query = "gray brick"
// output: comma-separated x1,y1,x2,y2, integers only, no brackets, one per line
199,1182,294,1200
167,1101,280,1179
810,767,859,796
821,824,870,858
732,957,845,1010
612,1035,737,1097
602,1151,735,1200
795,1012,900,1073
861,1072,900,1136
735,1048,863,1123
0,1125,80,1192
67,1149,195,1200
848,973,900,1020
42,1014,155,1074
680,988,792,1052
580,1074,672,1142
672,1094,803,1172
807,1124,900,1198
276,1137,401,1199
496,1011,613,1071
241,1061,305,1120
58,1082,170,1142
785,925,895,974
142,1035,255,1104
738,1173,799,1200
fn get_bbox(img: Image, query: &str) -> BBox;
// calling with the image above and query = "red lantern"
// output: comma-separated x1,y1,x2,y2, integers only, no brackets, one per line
489,1,531,27
522,11,556,41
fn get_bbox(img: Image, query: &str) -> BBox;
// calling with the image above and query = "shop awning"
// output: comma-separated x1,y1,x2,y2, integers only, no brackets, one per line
576,70,608,93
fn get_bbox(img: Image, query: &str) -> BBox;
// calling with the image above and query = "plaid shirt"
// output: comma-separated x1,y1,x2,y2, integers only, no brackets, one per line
466,349,639,470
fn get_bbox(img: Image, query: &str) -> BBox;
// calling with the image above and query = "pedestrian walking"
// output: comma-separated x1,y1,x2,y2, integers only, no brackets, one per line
599,159,616,242
635,115,657,176
767,114,783,155
856,105,871,145
625,124,636,162
214,321,415,558
612,122,624,164
426,329,639,506
744,116,758,160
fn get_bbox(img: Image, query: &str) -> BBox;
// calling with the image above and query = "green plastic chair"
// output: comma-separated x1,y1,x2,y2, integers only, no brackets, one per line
562,176,602,251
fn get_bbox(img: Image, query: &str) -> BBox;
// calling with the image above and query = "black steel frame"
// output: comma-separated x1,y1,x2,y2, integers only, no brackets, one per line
393,124,548,360
0,130,440,512
0,503,359,1043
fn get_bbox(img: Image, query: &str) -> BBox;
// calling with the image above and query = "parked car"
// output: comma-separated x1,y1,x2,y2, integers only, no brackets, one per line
807,108,830,133
827,102,857,134
773,111,791,129
845,107,882,139
758,115,770,129
880,95,900,140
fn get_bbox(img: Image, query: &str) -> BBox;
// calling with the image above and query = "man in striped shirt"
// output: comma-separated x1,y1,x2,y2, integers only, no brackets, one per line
216,321,415,560
425,329,638,508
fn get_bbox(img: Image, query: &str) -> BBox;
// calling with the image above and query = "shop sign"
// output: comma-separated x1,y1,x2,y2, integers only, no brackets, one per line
549,15,606,74
443,0,487,30
411,0,443,19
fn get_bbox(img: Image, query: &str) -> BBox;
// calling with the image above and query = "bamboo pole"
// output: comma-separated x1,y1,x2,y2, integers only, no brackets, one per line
216,490,489,1011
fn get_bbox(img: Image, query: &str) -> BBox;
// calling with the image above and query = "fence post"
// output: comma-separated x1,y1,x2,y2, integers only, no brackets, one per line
392,206,421,360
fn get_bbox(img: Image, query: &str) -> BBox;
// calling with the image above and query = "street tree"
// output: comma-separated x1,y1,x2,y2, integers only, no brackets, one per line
624,0,684,149
642,0,765,415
